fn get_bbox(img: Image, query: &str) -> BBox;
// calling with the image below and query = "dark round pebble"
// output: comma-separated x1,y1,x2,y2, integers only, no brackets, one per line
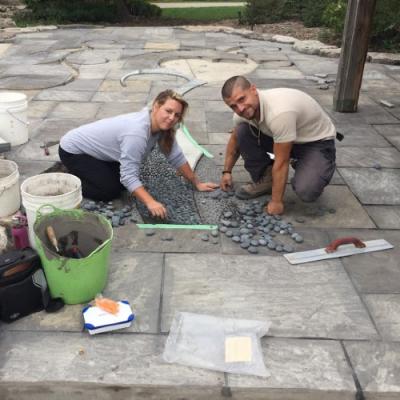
295,235,304,243
283,244,294,252
161,234,173,241
200,233,209,241
248,246,258,254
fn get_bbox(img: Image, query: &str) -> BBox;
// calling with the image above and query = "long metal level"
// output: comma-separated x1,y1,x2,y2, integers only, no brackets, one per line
284,239,394,265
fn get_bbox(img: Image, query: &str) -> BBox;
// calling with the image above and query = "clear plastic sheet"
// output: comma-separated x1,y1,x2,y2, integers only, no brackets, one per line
163,312,271,377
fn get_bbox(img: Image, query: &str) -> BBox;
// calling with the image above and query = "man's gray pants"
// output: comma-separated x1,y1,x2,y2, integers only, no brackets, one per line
236,122,336,202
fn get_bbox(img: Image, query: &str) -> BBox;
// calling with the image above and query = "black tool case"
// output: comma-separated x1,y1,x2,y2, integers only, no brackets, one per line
0,248,47,322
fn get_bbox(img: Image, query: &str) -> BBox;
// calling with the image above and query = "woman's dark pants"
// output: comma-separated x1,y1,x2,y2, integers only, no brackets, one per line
236,122,336,202
59,147,125,201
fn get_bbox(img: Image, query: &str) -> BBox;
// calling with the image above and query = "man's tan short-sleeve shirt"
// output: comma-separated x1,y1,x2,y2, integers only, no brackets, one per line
233,88,336,143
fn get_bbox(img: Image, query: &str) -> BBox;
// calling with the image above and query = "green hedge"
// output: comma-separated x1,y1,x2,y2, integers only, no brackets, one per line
162,7,243,22
322,0,400,50
302,0,332,27
18,0,117,23
16,0,160,24
126,0,161,18
243,0,400,51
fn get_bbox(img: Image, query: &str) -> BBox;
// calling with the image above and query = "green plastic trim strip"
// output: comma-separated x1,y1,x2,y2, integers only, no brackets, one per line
180,123,214,159
137,224,218,230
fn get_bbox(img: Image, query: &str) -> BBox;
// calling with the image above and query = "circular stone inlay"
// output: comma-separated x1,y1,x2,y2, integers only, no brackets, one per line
161,58,257,83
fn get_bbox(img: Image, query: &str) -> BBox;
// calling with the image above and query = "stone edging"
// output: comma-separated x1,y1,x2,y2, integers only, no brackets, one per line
1,24,399,65
182,25,400,66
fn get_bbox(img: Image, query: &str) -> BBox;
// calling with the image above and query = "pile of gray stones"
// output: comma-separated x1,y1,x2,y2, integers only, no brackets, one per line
201,200,303,254
81,200,137,228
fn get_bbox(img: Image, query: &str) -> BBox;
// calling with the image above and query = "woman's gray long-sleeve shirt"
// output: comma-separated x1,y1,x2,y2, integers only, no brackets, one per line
60,107,187,193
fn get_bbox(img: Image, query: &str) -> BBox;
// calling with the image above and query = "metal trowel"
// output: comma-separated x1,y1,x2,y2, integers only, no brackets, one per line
46,226,60,253
284,237,394,265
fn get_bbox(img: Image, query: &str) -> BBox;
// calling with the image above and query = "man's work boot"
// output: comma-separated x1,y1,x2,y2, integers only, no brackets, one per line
235,166,273,200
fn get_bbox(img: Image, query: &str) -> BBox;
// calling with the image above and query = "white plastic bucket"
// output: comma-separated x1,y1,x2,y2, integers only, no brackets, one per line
0,160,21,217
0,92,29,146
21,173,82,248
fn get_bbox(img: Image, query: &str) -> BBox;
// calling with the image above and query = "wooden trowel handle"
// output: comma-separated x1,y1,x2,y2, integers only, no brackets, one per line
325,237,366,253
46,226,59,253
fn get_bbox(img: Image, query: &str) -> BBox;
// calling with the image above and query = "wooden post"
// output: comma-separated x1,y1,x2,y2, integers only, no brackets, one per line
333,0,377,112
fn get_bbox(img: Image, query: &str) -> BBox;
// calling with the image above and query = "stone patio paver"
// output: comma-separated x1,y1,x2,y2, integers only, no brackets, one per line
162,253,378,339
365,206,400,230
0,331,224,399
364,295,400,340
339,168,400,205
327,229,400,295
227,338,355,400
336,147,400,168
0,24,399,399
344,341,400,400
373,124,400,151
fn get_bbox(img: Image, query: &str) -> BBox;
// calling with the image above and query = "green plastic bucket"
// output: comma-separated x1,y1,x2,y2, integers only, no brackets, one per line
33,205,113,305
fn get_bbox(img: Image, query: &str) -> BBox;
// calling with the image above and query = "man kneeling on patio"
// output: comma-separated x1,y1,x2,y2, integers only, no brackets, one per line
220,75,339,215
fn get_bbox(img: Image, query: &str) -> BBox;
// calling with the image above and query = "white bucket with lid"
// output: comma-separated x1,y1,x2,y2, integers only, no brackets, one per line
0,91,29,146
21,173,82,248
0,159,21,218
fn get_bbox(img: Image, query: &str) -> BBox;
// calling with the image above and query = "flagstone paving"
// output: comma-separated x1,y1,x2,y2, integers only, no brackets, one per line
0,25,399,400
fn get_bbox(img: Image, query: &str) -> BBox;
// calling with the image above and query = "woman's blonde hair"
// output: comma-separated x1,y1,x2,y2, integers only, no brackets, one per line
152,89,188,155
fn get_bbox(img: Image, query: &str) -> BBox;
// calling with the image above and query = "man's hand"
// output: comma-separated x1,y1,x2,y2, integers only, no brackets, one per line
220,172,233,191
146,200,167,219
196,182,219,192
265,200,284,215
220,128,239,191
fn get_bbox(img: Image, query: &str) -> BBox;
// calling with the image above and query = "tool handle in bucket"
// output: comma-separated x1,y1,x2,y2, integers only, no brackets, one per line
35,204,63,221
6,108,29,126
325,237,366,253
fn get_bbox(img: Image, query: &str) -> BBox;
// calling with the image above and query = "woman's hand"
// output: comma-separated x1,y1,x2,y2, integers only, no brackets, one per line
220,173,233,191
195,182,219,192
146,200,167,219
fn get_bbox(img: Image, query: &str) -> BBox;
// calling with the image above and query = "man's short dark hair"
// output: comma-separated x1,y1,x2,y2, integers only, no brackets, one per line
221,76,251,99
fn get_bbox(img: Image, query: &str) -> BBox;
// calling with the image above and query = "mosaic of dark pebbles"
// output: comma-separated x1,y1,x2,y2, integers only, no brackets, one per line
138,147,201,225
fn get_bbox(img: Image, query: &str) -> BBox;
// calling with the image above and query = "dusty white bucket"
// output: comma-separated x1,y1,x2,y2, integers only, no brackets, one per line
0,92,29,147
0,160,21,218
20,173,82,248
